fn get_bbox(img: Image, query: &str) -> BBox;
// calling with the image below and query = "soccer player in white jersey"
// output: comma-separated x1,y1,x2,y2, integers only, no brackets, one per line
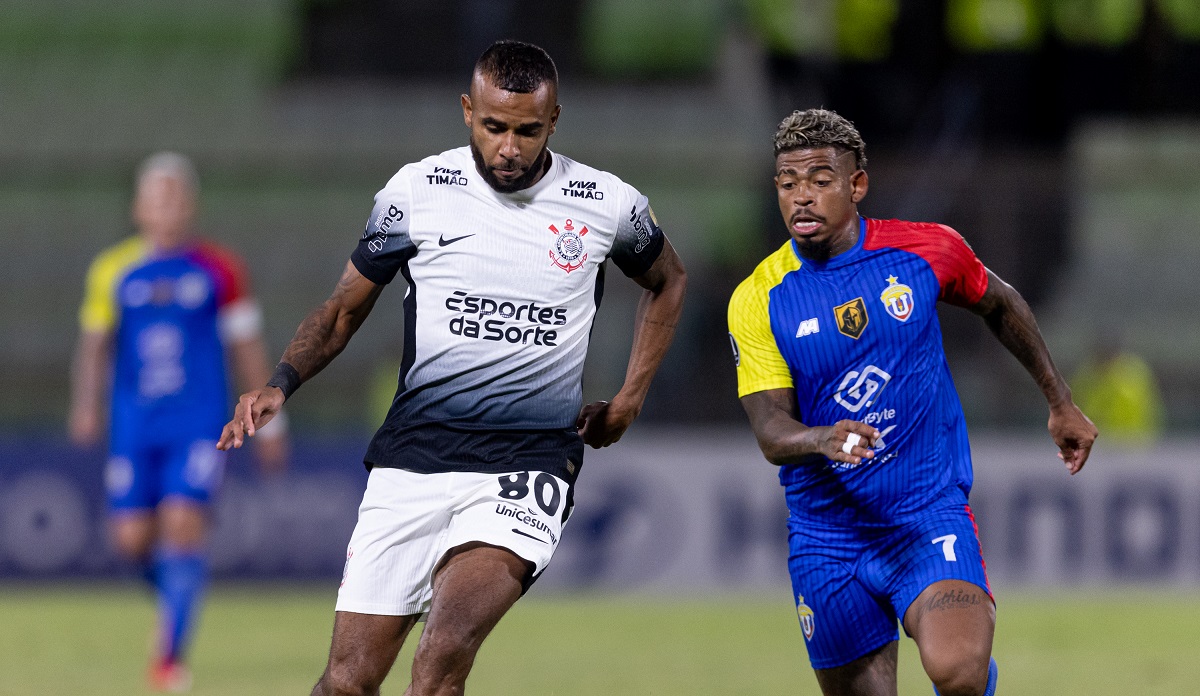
217,40,687,695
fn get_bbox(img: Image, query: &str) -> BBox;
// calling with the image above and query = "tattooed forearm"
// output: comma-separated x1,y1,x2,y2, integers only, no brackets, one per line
979,275,1070,408
280,302,344,380
279,261,384,383
922,588,983,613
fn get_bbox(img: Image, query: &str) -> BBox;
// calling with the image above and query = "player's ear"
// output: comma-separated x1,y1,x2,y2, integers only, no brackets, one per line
850,169,869,203
461,94,473,128
549,104,561,135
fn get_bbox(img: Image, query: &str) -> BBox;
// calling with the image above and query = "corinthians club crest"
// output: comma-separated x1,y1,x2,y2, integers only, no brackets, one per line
549,218,588,273
880,274,915,322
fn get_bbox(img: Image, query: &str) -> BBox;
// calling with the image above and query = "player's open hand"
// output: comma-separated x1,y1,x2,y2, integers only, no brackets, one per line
216,387,286,451
1048,402,1097,475
576,396,640,448
816,420,881,467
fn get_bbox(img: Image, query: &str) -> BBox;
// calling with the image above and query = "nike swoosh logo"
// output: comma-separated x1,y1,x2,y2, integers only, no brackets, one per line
438,233,476,247
511,528,548,544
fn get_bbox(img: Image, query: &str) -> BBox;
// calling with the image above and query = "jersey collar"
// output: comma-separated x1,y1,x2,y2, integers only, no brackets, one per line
791,215,867,271
484,148,561,204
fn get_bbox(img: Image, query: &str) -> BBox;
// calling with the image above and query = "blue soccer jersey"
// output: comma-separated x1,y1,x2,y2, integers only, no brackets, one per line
80,238,260,453
728,217,989,527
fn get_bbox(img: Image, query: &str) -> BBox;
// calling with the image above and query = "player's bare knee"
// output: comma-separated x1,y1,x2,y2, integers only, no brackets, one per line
111,535,151,561
321,658,382,696
926,652,990,696
109,521,153,561
414,624,483,672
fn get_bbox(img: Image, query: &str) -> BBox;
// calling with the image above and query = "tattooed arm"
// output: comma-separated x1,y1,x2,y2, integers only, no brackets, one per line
217,261,384,450
970,269,1097,474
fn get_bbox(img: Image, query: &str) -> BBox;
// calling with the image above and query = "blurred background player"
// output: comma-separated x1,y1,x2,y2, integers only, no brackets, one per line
1071,330,1165,446
68,152,287,692
728,109,1097,696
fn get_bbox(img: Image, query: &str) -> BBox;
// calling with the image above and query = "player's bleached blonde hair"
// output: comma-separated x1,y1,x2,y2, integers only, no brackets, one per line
773,109,867,169
136,151,199,193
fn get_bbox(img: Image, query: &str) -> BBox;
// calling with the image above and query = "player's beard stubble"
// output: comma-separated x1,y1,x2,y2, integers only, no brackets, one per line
794,237,836,263
469,135,551,194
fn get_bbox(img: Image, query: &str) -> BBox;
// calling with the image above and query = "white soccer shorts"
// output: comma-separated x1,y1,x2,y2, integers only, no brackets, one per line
335,467,572,616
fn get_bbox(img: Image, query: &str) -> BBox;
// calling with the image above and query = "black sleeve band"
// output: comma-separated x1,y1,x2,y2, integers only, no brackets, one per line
266,362,302,400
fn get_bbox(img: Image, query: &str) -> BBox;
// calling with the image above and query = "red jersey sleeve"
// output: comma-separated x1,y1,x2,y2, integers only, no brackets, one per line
190,241,252,308
864,219,988,308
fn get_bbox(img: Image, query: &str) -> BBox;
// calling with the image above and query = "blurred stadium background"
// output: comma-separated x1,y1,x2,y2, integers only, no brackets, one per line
2,0,1200,693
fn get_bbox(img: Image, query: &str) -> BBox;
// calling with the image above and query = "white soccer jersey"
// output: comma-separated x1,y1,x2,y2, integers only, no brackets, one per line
350,147,664,481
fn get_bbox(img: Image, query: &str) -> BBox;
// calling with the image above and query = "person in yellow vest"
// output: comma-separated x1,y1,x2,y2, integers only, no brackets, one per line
1071,334,1165,445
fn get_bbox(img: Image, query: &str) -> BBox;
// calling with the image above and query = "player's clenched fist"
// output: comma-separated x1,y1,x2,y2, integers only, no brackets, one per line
1048,402,1097,475
816,420,881,467
576,397,640,449
217,387,285,451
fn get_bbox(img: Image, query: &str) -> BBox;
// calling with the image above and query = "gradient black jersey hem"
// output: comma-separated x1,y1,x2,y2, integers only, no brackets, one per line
363,421,585,484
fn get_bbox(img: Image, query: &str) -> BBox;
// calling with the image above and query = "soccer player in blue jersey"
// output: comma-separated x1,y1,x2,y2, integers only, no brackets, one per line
728,109,1097,696
217,41,686,695
70,152,287,692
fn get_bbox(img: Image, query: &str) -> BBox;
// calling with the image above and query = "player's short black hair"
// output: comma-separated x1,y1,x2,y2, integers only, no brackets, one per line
473,40,558,94
774,108,867,169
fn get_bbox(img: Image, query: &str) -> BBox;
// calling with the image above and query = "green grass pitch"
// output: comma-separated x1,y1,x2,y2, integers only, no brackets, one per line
1,584,1197,694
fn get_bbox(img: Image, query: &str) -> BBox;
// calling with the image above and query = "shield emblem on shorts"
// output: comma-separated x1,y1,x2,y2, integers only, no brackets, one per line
833,297,868,339
796,594,816,641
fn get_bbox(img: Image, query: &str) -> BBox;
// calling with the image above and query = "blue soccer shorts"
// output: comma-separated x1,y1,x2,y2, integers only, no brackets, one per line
106,439,226,512
786,500,993,670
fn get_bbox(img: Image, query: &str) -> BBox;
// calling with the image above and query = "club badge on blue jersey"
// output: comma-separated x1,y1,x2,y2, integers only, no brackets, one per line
796,594,816,641
833,297,868,339
880,275,915,322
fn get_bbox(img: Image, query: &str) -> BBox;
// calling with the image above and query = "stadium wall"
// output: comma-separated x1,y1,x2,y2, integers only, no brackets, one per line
1,431,1197,591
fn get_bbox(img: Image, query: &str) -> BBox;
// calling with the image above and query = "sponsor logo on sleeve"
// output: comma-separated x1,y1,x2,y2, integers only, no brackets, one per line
880,275,915,322
364,204,404,253
549,218,588,273
628,205,655,253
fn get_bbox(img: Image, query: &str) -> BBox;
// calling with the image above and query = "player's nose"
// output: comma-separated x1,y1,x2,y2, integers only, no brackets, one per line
792,186,814,206
498,132,520,159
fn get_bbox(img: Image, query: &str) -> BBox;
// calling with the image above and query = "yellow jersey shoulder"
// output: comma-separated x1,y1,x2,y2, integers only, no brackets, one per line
729,240,801,316
727,240,800,398
79,236,149,333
